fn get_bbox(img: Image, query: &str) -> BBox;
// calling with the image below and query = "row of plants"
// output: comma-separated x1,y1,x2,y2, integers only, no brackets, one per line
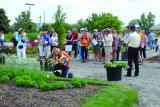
0,65,108,91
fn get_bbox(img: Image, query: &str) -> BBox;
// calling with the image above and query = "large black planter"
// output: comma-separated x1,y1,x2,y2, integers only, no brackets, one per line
106,68,122,81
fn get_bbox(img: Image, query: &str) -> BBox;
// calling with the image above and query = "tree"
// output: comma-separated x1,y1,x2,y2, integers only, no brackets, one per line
0,8,10,33
128,19,139,26
13,11,36,32
138,12,155,34
86,13,123,32
40,23,52,31
73,19,87,31
52,5,66,47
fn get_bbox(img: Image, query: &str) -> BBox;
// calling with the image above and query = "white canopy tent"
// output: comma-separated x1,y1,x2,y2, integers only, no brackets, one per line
149,24,160,31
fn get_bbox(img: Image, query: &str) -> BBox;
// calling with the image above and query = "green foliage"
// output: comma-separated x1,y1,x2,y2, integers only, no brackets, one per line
5,32,38,42
71,79,87,88
27,32,38,41
53,5,66,23
39,81,66,91
83,84,138,107
138,12,155,34
53,5,66,46
40,23,52,31
39,81,51,91
128,19,139,26
79,78,108,86
14,76,36,87
0,64,56,82
13,11,37,33
0,8,10,33
104,61,129,69
85,13,123,32
50,81,66,89
0,75,10,83
73,19,88,31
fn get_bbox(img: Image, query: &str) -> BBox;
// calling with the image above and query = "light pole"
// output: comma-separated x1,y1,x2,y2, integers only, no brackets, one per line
39,15,42,27
25,3,35,13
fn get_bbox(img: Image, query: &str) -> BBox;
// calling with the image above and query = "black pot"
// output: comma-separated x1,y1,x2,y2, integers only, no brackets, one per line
106,67,122,81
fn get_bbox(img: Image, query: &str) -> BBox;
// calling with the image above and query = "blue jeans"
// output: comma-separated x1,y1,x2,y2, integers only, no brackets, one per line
1,39,4,46
149,40,154,50
78,44,82,61
52,63,69,77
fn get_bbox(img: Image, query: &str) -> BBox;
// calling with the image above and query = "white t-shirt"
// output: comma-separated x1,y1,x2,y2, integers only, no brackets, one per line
103,34,113,47
0,34,4,40
51,36,58,46
126,32,140,48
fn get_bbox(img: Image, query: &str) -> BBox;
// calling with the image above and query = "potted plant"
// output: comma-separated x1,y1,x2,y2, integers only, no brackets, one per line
104,61,129,81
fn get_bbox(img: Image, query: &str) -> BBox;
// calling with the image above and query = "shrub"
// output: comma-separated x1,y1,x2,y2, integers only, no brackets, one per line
50,81,66,90
0,75,10,83
39,81,66,91
14,76,36,87
39,81,51,91
71,79,87,88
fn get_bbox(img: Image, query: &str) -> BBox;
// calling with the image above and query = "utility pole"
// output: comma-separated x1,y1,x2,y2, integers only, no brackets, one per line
25,3,35,13
39,15,42,27
43,10,45,24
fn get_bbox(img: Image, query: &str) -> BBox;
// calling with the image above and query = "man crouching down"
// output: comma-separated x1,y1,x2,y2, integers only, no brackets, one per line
52,48,72,78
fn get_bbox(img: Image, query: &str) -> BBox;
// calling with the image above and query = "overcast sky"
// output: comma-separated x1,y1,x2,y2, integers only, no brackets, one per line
0,0,160,26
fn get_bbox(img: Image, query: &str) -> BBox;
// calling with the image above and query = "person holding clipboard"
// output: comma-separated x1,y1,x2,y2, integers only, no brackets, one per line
65,30,73,56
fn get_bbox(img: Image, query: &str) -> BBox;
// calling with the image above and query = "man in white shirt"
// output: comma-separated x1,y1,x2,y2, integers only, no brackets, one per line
103,29,113,62
126,25,141,77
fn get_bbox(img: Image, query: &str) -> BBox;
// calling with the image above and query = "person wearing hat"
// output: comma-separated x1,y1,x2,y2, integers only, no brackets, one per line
126,25,141,77
16,29,27,58
103,28,113,62
77,28,84,62
52,48,71,77
93,29,100,62
80,28,90,63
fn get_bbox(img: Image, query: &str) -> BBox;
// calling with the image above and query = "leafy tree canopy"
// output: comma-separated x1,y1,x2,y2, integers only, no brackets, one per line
0,8,10,33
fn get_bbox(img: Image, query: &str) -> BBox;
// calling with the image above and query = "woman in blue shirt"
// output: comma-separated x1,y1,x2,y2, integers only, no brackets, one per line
16,29,27,58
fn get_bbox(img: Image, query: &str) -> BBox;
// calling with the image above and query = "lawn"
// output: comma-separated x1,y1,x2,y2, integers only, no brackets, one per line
0,64,138,107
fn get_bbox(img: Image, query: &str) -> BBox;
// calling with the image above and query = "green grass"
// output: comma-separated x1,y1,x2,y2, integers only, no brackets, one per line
83,83,138,107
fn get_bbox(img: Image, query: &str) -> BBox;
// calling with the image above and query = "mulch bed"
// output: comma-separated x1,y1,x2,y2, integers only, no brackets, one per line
0,82,102,107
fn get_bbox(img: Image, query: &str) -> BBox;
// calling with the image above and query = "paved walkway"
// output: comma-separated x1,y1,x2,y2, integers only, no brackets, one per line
70,50,160,107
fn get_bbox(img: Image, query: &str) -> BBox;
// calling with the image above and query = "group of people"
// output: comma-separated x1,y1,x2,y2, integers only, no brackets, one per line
1,25,160,78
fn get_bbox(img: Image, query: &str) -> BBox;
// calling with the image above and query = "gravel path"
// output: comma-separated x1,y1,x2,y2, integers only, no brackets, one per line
71,60,160,107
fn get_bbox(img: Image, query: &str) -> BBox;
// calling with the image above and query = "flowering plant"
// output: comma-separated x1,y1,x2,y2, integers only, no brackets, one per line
104,61,129,69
